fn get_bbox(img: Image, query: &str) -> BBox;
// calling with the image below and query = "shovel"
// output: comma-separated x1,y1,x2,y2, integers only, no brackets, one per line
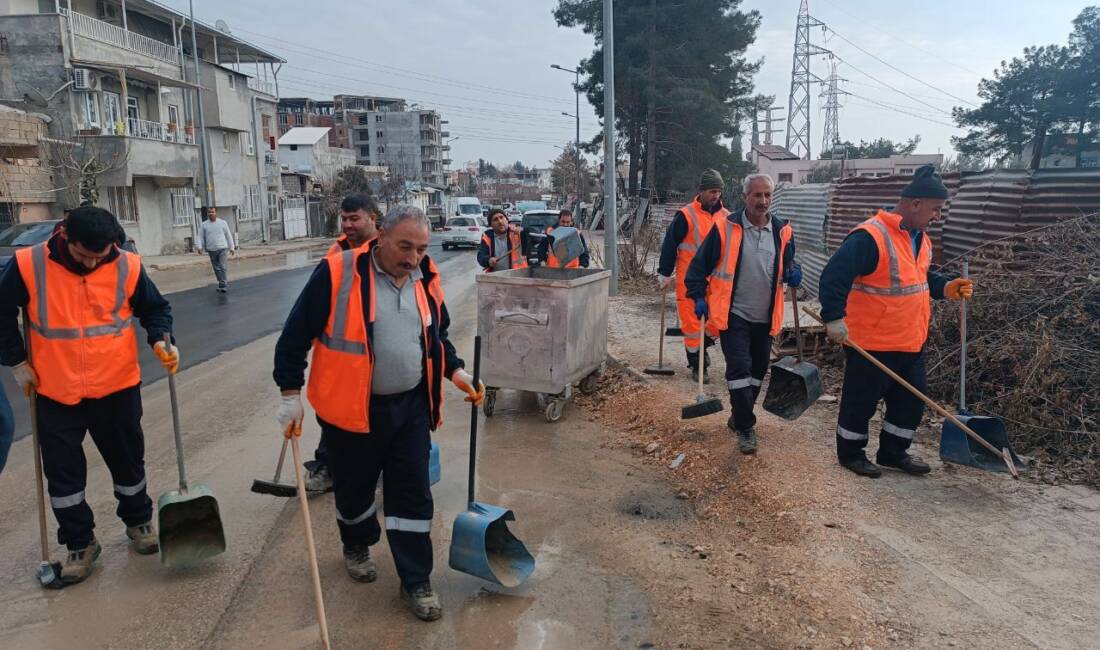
681,315,723,420
448,336,535,588
250,438,297,498
157,335,227,567
804,307,1020,478
939,261,1024,473
763,287,823,419
644,289,675,376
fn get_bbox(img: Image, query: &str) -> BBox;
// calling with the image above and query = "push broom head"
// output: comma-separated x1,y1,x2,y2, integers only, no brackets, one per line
250,479,297,498
644,364,675,376
681,394,723,420
665,327,683,337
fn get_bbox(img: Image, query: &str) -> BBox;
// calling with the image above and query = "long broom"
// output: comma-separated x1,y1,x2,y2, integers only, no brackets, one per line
644,288,675,376
681,315,723,419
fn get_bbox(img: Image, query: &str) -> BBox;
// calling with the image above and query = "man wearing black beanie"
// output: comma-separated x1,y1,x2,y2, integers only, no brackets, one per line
818,165,973,478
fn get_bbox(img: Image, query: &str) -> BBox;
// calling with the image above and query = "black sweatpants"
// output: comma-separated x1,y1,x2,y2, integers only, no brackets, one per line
720,314,773,433
36,385,153,550
305,432,328,472
322,384,434,587
836,348,926,462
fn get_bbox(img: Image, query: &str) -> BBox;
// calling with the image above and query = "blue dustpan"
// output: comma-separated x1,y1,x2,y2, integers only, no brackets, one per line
429,441,441,486
448,336,535,587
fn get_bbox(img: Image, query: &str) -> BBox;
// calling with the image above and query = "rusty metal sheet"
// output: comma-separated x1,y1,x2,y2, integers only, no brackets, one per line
772,183,829,297
941,169,1029,264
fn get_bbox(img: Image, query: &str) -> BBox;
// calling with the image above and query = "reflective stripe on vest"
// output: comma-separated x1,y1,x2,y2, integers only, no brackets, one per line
29,244,133,340
677,204,707,253
852,220,929,297
710,219,740,282
317,250,368,355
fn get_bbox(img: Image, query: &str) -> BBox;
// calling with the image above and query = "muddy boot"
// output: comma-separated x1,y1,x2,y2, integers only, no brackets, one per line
126,521,159,555
61,539,102,584
876,452,931,475
839,455,882,478
737,427,758,455
305,465,333,494
686,351,709,384
401,581,442,621
343,544,378,582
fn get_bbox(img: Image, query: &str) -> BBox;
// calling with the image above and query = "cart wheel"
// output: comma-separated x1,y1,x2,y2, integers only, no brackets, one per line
579,371,600,395
483,390,497,417
545,399,565,422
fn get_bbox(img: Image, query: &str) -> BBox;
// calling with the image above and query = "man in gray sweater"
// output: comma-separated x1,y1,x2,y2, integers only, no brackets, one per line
197,207,237,292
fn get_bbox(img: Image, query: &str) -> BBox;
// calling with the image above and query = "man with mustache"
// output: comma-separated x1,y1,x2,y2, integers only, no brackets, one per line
686,173,800,455
273,205,484,621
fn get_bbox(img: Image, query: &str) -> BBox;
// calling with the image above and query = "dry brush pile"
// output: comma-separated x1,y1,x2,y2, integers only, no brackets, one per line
925,215,1100,485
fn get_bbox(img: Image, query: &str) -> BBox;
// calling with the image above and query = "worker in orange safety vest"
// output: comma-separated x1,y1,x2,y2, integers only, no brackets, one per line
543,209,590,268
477,208,528,272
326,193,380,257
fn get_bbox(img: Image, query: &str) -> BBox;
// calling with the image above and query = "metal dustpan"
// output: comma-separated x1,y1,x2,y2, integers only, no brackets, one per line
939,261,1025,473
764,288,823,420
157,344,226,567
448,336,535,588
546,226,584,267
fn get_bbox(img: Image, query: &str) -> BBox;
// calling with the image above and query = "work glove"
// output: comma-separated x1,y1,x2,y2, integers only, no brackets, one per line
451,369,486,406
11,361,38,397
153,340,180,375
944,278,973,300
693,297,709,319
784,266,802,288
276,392,304,438
825,319,849,344
657,274,672,290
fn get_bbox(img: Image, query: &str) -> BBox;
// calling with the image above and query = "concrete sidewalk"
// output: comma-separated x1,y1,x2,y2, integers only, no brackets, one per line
143,237,332,271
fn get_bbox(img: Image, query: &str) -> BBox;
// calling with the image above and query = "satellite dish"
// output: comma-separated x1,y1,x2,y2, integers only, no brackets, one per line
215,19,231,34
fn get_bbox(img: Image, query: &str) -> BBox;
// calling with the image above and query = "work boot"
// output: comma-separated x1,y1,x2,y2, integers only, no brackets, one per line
401,581,442,621
305,465,333,494
876,452,931,475
343,544,377,583
839,456,882,478
126,521,159,555
737,427,758,455
61,539,102,584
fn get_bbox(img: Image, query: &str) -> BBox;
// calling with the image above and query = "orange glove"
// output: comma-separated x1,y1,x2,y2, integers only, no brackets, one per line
945,278,973,300
153,340,180,374
451,369,486,406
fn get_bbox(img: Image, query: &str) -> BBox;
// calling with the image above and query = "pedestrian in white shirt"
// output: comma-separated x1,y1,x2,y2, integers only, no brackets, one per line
197,207,237,293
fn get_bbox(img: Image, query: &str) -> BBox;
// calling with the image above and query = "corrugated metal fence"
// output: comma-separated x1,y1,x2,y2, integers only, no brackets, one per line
770,183,829,297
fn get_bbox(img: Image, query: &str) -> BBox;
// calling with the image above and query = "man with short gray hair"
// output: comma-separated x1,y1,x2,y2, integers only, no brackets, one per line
685,174,801,454
273,204,483,621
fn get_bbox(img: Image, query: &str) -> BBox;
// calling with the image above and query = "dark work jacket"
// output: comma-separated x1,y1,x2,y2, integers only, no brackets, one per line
684,210,799,315
819,230,950,322
272,251,464,427
476,229,529,270
0,234,173,366
656,199,728,277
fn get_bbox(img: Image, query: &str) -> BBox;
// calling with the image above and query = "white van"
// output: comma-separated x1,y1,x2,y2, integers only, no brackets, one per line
447,196,483,219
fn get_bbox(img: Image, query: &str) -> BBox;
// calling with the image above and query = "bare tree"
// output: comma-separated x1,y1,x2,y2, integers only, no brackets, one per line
43,123,129,208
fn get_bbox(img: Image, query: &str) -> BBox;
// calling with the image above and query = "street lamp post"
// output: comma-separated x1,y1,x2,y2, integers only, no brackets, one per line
444,136,460,190
551,64,581,211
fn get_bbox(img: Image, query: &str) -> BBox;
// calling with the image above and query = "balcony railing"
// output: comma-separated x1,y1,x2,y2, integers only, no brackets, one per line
62,8,179,65
102,117,195,145
247,77,275,97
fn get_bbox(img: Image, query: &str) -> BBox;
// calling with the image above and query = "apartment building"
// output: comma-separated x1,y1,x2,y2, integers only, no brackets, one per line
0,0,287,253
277,97,335,143
350,107,449,187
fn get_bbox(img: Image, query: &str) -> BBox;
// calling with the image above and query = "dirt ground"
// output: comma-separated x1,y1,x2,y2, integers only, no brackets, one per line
577,288,1100,649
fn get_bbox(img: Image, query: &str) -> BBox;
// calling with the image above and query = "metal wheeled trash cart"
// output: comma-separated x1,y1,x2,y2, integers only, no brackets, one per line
476,266,610,422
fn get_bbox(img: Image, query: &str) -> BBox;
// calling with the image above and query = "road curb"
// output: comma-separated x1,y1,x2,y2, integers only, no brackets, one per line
146,241,330,271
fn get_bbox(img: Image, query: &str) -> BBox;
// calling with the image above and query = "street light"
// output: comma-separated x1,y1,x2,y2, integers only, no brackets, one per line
443,136,460,188
551,63,582,209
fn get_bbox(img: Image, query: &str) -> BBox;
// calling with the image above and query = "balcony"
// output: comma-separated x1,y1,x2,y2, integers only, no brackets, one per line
61,9,179,67
247,77,276,98
101,117,196,145
88,119,199,187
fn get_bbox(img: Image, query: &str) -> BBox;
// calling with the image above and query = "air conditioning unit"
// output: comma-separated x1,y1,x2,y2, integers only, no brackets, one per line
97,1,118,20
72,68,94,91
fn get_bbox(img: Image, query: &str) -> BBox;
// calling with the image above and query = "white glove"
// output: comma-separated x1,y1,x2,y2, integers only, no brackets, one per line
276,392,304,437
451,368,486,406
657,274,672,290
11,361,37,396
826,319,849,344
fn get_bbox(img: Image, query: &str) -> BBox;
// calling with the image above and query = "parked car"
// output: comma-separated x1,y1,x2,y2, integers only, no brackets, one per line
0,220,61,268
441,216,487,250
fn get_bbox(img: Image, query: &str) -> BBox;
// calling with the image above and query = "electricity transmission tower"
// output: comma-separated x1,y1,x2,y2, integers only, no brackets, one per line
785,0,830,159
819,54,848,157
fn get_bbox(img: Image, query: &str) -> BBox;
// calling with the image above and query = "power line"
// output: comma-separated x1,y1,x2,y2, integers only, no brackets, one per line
833,55,953,116
845,93,958,128
824,26,979,108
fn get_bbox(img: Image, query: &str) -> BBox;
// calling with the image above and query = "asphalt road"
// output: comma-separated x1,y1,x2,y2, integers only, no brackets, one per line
4,240,470,441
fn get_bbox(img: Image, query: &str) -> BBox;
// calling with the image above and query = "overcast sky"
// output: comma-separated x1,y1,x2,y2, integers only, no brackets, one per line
168,0,1088,169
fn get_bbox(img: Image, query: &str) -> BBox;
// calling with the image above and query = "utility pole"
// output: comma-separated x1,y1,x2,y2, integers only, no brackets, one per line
603,0,617,295
758,105,785,145
189,0,214,212
644,0,657,203
785,0,829,159
819,54,848,157
551,63,582,210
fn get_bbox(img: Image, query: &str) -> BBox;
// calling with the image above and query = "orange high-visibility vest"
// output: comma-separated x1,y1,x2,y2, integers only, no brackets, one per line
845,210,932,352
480,230,527,271
544,226,580,268
704,215,793,335
306,248,446,433
674,198,729,298
327,233,376,256
16,243,142,405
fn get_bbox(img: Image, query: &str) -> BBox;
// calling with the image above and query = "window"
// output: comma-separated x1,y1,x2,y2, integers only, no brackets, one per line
126,96,139,121
289,144,298,151
375,114,383,122
360,145,370,157
170,187,195,227
102,92,122,134
261,114,272,142
83,93,100,128
105,187,138,224
899,167,914,174
227,73,236,89
378,145,384,154
294,113,303,125
239,185,261,221
242,130,255,156
279,112,288,125
778,173,793,182
268,191,279,222
222,132,231,152
376,130,383,138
